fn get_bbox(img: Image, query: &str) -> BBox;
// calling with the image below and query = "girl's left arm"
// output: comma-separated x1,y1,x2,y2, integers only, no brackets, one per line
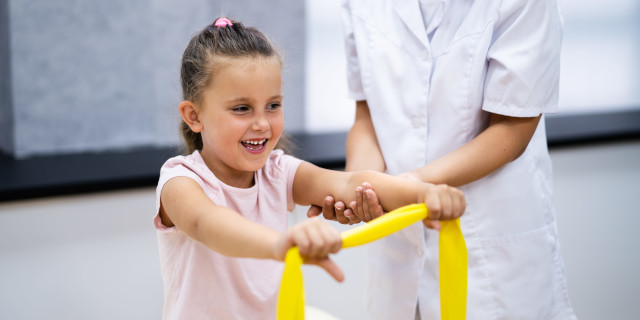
292,163,465,221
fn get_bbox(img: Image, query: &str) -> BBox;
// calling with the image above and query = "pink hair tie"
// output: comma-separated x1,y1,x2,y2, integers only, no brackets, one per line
214,18,233,27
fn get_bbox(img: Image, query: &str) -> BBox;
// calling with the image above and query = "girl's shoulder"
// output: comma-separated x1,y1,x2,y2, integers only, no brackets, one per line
159,151,218,191
161,151,208,177
262,149,303,180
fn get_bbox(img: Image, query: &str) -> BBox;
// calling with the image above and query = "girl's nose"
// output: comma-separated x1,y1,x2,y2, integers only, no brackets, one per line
252,114,270,131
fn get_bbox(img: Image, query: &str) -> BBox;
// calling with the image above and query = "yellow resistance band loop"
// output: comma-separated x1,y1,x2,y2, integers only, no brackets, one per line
439,219,467,320
277,204,467,320
277,247,305,320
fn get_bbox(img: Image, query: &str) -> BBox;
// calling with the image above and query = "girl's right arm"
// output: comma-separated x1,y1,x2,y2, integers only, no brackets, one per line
160,176,281,259
160,176,344,281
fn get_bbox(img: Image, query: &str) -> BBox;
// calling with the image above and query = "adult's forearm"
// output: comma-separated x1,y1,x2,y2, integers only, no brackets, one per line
411,114,541,187
345,100,386,172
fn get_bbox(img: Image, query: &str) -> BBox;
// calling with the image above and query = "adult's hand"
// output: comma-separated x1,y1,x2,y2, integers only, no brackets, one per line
306,196,362,225
348,182,384,222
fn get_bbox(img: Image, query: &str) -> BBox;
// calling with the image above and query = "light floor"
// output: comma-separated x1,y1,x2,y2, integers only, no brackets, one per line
1,139,639,319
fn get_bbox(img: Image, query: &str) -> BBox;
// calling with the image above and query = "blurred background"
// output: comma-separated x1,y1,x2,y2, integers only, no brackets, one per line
1,0,639,319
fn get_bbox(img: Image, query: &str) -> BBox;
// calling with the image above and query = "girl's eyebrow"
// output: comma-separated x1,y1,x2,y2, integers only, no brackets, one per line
226,95,283,103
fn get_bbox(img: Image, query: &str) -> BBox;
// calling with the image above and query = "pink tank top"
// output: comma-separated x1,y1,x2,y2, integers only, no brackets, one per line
154,149,302,320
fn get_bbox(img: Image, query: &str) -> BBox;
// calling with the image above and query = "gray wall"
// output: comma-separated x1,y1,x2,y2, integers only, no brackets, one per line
0,0,305,158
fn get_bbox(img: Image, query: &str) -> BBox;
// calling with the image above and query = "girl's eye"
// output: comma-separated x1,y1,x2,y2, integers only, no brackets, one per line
267,103,281,111
232,105,250,113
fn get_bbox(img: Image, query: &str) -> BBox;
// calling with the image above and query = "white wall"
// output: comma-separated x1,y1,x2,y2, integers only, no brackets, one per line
0,139,639,319
304,0,640,134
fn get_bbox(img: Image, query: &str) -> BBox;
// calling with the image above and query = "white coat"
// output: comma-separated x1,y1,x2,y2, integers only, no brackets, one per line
341,0,576,319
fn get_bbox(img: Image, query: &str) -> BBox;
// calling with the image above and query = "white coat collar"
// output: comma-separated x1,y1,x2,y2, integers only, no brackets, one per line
392,0,451,49
392,0,429,48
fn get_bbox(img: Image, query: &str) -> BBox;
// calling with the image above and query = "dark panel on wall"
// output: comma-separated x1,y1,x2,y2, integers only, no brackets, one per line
0,0,13,155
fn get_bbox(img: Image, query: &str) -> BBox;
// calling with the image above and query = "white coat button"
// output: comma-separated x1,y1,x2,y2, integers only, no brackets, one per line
416,246,424,256
411,116,421,128
421,50,429,60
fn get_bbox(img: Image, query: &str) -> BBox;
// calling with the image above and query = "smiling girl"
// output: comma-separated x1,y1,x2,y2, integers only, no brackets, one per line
154,17,466,319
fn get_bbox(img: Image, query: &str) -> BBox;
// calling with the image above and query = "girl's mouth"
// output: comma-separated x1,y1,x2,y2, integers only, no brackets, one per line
241,138,268,153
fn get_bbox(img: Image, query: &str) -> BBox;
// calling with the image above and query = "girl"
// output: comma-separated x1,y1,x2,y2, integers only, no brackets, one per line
154,17,466,320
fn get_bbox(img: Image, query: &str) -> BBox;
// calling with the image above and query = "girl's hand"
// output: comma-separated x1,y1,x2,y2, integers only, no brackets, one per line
348,181,447,230
419,184,466,230
274,219,344,282
398,172,441,230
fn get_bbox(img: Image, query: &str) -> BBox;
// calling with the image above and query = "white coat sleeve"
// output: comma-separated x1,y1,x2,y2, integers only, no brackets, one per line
482,0,563,117
341,0,367,101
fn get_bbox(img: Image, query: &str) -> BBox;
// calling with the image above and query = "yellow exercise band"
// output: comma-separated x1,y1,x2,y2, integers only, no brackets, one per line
277,204,467,320
439,218,467,320
277,247,305,320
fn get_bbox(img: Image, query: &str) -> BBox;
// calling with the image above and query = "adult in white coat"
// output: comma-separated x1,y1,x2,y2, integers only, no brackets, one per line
310,0,577,318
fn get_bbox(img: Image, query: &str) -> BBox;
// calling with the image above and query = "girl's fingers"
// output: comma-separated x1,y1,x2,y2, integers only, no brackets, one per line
425,187,442,220
439,187,453,221
422,219,441,230
290,225,312,257
309,257,344,283
303,221,325,257
454,188,466,218
322,223,342,255
294,220,342,258
313,222,336,257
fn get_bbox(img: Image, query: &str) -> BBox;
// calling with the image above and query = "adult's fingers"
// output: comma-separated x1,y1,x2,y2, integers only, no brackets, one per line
306,205,322,218
343,209,362,225
335,202,351,225
333,201,348,225
363,183,384,220
321,196,336,221
354,186,373,222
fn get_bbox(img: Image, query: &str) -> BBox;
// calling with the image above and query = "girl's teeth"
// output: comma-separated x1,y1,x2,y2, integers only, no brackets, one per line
242,139,267,150
244,139,265,145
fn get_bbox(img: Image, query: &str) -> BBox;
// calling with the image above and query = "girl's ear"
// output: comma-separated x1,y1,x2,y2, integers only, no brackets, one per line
179,101,203,133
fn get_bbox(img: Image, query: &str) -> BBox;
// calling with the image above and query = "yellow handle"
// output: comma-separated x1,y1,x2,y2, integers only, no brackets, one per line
341,203,427,248
439,219,467,320
276,248,305,320
277,204,467,320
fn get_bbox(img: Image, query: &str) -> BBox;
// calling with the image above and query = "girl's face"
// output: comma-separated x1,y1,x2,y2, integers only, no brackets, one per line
197,56,284,188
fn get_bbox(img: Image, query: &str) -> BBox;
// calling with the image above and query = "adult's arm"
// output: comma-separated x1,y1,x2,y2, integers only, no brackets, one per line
405,113,541,187
306,100,386,223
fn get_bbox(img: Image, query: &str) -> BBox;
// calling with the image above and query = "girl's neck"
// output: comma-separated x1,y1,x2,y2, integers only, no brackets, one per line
200,152,256,189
